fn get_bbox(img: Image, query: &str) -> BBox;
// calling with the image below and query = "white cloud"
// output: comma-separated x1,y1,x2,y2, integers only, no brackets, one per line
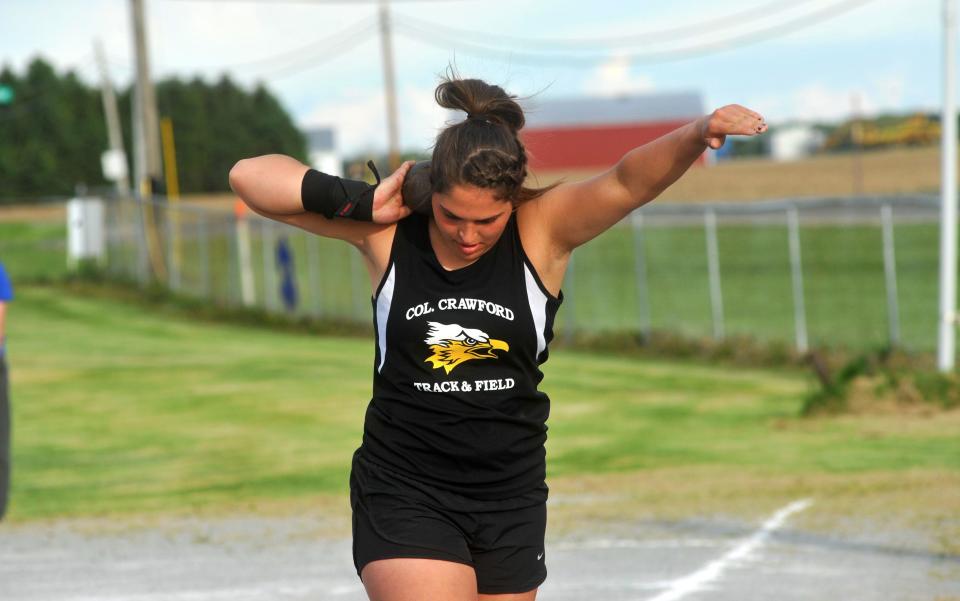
404,84,449,152
736,92,787,121
872,70,906,110
4,0,133,85
152,2,269,75
301,88,385,155
582,55,655,97
771,73,910,124
768,0,934,47
0,0,939,150
792,83,862,122
300,82,444,156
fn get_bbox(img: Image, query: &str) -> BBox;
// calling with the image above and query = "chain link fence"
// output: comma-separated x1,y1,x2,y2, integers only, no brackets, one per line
102,194,941,354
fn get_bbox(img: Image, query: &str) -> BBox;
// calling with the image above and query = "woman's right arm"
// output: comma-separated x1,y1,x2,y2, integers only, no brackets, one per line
229,154,408,249
229,154,309,216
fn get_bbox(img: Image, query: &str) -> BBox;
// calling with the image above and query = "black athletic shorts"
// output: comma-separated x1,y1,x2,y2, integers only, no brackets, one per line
349,449,548,595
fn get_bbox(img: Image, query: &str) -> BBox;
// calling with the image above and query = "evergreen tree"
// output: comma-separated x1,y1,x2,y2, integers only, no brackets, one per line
0,56,307,203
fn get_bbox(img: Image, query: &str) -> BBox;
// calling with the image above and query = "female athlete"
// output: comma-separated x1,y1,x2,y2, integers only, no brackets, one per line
229,74,766,601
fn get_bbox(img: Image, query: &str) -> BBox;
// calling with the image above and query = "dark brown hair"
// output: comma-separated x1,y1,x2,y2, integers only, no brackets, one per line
430,74,556,206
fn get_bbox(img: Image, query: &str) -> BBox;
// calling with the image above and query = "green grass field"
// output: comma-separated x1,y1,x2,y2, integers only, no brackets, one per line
8,284,959,523
146,215,942,353
0,220,68,281
560,221,939,353
0,211,945,356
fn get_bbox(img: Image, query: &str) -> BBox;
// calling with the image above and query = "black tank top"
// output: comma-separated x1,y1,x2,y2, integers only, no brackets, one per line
358,211,563,501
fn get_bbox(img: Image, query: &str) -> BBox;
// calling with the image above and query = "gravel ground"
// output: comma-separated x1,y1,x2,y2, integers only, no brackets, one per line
3,501,958,601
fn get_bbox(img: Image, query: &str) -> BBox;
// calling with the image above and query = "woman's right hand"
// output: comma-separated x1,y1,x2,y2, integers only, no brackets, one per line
372,160,416,224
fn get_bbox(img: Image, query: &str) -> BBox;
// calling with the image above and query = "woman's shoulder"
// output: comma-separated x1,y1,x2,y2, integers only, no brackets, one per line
514,199,568,298
368,212,429,261
515,198,549,255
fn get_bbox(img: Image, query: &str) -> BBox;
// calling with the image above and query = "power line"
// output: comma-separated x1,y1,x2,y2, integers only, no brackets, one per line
251,24,378,80
164,0,472,3
188,16,377,75
78,20,376,81
0,18,377,124
395,0,824,50
394,0,880,67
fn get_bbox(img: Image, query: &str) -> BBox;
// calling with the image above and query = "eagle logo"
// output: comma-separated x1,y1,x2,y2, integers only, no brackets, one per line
424,321,510,374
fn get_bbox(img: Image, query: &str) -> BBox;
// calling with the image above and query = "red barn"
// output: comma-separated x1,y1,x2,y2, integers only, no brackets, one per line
519,92,707,175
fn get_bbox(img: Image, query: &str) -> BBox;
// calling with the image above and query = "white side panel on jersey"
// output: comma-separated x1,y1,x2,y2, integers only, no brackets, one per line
523,263,548,361
376,263,396,373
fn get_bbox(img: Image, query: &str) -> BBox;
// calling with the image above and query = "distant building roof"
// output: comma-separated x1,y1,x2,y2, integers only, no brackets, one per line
522,92,704,129
304,127,336,152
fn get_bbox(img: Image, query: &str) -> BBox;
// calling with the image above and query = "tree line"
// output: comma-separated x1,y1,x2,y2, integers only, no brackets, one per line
0,56,307,204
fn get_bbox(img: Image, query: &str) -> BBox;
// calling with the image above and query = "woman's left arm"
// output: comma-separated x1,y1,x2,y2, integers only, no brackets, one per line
536,104,767,253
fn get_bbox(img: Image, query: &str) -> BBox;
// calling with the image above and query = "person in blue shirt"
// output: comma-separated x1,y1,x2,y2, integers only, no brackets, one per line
0,260,13,520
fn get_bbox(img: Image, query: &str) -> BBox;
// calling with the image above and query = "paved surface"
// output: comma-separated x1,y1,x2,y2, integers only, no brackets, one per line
3,500,959,601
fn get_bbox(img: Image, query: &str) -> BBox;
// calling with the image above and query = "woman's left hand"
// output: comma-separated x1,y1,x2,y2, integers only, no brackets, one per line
372,160,416,224
698,104,768,149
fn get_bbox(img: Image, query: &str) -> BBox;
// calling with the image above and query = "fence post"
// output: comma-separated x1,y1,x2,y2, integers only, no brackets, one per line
166,204,180,291
881,203,901,346
787,206,809,353
226,213,239,307
563,252,576,345
234,205,255,307
198,210,210,298
351,250,367,323
630,210,652,336
170,204,182,291
704,208,725,339
136,199,149,285
108,197,120,276
103,198,115,276
306,234,321,318
262,219,277,312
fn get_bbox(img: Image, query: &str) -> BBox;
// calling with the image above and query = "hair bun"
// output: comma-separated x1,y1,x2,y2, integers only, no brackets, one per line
467,113,494,124
435,77,524,134
430,72,557,205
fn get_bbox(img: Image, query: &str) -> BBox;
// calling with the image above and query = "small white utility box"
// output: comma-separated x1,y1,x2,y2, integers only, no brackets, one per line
67,197,106,266
101,149,128,182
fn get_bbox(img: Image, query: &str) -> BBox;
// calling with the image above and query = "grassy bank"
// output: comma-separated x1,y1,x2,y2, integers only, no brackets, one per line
7,284,958,523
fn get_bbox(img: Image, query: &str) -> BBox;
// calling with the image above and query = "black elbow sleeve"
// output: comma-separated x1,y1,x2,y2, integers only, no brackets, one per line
300,161,380,221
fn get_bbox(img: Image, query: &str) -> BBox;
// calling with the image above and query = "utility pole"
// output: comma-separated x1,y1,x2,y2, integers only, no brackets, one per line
850,92,864,196
131,0,163,194
378,0,401,171
130,0,167,280
93,39,130,199
938,0,958,372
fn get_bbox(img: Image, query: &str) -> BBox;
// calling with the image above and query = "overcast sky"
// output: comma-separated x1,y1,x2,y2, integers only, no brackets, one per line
0,0,941,155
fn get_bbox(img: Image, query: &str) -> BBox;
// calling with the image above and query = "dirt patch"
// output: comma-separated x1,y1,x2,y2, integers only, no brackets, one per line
6,492,353,539
177,193,239,213
806,372,960,417
0,203,65,223
7,467,957,559
531,144,941,202
544,467,960,555
0,194,237,224
844,375,951,416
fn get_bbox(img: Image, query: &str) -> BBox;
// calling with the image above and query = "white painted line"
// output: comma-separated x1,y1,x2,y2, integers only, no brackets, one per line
552,538,721,551
48,581,365,601
644,498,813,601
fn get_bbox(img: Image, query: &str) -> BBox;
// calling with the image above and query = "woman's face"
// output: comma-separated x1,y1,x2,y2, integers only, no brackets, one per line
432,184,513,260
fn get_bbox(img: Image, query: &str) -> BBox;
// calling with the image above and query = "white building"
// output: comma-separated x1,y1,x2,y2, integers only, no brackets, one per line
304,127,341,176
770,125,826,162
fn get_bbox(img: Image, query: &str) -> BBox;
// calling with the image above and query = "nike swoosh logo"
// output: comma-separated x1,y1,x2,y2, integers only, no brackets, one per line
537,552,544,560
